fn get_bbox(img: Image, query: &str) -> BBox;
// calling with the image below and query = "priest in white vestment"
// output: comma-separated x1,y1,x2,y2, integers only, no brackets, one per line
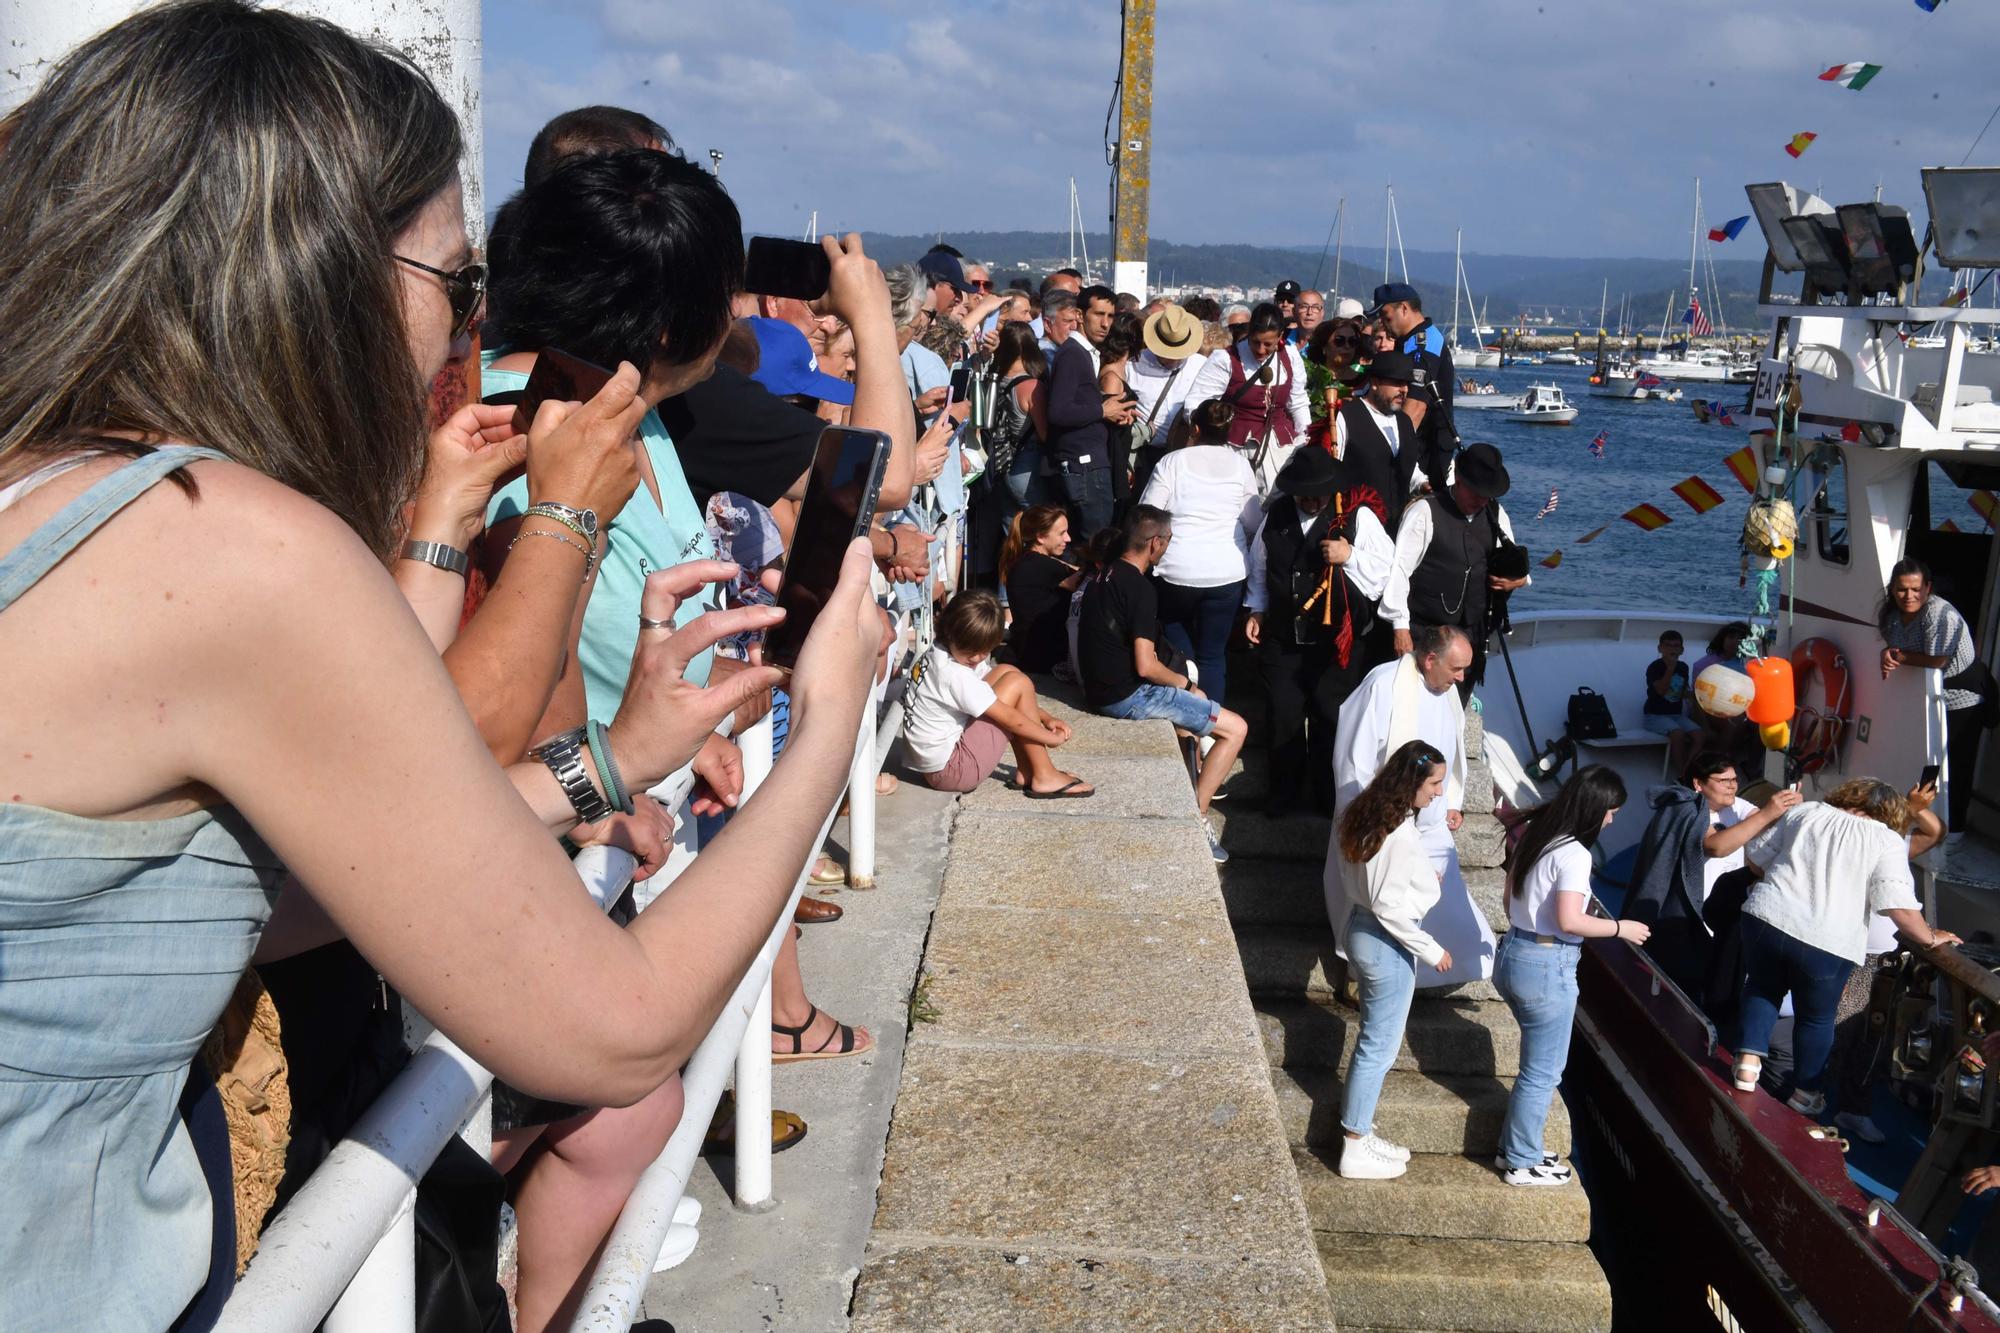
1327,625,1496,985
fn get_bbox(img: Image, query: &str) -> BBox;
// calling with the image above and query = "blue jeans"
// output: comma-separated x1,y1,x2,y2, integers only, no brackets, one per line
1098,682,1220,737
1058,462,1116,541
1341,910,1418,1137
1736,913,1853,1094
1004,439,1048,515
1157,578,1246,707
1494,929,1581,1169
1641,712,1698,736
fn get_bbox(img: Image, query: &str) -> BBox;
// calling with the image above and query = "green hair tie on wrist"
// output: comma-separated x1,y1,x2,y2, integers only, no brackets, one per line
586,720,634,816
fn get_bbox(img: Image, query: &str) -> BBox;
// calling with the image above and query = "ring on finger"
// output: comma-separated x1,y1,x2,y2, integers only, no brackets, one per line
638,616,675,631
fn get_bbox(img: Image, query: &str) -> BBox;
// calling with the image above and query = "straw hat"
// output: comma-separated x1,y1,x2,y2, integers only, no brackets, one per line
1143,304,1203,360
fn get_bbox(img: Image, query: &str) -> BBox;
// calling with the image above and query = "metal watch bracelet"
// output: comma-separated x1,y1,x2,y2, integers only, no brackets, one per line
399,539,469,577
531,724,614,825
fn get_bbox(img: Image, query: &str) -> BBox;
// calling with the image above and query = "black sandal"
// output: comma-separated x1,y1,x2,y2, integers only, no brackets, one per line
771,1004,873,1063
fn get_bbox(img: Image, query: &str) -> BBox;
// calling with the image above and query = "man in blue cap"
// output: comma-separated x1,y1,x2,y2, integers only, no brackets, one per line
744,316,857,411
1367,281,1456,492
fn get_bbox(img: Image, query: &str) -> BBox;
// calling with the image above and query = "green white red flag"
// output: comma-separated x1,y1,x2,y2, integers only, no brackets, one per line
1818,62,1882,90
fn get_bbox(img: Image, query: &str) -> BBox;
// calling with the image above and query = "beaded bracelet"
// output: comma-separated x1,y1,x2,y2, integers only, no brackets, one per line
586,719,634,816
508,524,594,572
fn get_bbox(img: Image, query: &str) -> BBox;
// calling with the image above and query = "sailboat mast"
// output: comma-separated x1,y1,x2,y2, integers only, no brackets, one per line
1686,178,1701,340
1068,177,1077,271
1383,184,1392,285
1598,278,1607,332
1332,198,1345,301
1451,229,1462,349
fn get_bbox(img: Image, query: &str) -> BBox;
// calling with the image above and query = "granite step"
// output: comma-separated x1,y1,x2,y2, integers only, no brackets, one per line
1271,1066,1570,1157
1209,804,1332,863
1315,1233,1612,1333
1236,925,1503,1004
1295,1146,1591,1244
1255,994,1523,1078
1217,858,1329,930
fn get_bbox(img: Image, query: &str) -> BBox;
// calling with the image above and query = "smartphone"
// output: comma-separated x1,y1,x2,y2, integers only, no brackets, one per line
1920,763,1942,790
762,425,894,669
744,236,832,302
513,347,614,438
949,366,972,402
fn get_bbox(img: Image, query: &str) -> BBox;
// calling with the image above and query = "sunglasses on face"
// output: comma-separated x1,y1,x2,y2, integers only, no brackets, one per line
970,279,992,292
396,254,488,339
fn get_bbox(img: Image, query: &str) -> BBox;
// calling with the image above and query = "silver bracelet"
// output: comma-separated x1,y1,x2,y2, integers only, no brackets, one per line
399,539,469,577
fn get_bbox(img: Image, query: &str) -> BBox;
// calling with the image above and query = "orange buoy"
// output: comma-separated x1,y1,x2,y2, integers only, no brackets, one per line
1745,656,1796,726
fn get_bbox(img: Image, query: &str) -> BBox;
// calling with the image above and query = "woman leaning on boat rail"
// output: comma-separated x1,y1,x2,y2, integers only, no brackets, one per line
1878,557,1990,829
0,4,881,1327
1495,766,1645,1188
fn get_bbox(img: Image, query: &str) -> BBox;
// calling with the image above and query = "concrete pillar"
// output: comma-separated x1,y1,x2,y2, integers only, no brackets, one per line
0,0,483,244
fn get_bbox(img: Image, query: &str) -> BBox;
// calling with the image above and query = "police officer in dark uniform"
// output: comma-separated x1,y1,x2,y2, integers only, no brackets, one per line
1246,449,1396,814
1366,281,1456,494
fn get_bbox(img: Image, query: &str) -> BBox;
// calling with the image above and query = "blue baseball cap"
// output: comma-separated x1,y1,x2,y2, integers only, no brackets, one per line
745,317,854,405
1366,281,1421,318
918,249,971,296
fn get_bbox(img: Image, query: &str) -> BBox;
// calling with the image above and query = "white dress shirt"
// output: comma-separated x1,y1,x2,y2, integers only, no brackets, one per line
1379,497,1524,630
1126,349,1207,445
1186,341,1311,438
1245,504,1393,611
1334,399,1406,458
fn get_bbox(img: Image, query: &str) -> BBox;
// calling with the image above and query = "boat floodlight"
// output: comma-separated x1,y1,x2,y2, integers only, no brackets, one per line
1923,167,2000,269
1779,213,1851,295
1746,181,1833,273
1836,203,1919,300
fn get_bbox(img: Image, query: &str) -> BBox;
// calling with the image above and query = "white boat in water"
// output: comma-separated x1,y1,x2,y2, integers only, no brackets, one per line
1543,349,1584,366
1454,377,1520,410
1448,231,1503,369
1588,365,1684,401
1502,382,1577,424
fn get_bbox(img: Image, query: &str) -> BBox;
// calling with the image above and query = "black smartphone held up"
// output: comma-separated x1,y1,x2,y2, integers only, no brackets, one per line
744,236,832,303
762,425,893,669
513,347,615,438
948,365,972,401
1920,763,1942,790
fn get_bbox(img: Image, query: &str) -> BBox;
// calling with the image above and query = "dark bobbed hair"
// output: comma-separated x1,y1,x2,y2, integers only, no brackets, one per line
939,589,1005,657
489,149,743,375
1183,295,1222,322
0,0,462,559
1247,302,1286,337
1506,765,1627,899
1682,750,1738,786
1339,739,1448,863
1708,620,1751,656
524,105,674,189
992,321,1048,381
1879,557,1935,635
1190,398,1236,444
1101,311,1143,363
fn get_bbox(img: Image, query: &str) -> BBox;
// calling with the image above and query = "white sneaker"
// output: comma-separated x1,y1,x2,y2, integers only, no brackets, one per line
1338,1135,1409,1180
1354,1132,1411,1162
1207,828,1229,863
1787,1088,1827,1117
1834,1111,1886,1144
1496,1154,1573,1187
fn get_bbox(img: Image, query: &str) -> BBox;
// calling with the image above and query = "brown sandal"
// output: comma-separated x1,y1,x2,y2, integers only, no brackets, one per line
702,1091,808,1154
771,1004,873,1063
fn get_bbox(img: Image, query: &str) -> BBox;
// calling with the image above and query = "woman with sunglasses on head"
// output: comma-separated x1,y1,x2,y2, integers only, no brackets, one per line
0,6,882,1326
1495,766,1644,1187
1301,317,1369,455
1329,739,1454,1180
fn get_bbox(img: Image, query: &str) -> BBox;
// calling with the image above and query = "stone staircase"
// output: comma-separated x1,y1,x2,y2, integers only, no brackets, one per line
1212,700,1614,1332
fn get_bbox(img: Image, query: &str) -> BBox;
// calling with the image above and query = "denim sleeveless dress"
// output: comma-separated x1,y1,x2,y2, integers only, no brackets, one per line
0,446,285,1328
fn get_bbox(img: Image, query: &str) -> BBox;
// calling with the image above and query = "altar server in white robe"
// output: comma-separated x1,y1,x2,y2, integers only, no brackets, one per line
1328,624,1496,985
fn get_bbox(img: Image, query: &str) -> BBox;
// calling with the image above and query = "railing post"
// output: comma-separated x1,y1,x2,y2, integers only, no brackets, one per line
732,713,779,1211
322,1188,416,1333
847,673,886,889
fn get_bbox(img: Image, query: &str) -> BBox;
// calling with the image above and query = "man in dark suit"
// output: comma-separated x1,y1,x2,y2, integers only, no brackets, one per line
1044,284,1134,538
1368,282,1457,492
1334,349,1422,531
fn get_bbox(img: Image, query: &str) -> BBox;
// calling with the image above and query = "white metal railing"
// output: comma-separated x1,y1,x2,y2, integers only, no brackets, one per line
219,610,916,1332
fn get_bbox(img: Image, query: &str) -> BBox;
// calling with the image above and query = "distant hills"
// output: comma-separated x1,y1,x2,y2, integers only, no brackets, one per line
847,229,1772,333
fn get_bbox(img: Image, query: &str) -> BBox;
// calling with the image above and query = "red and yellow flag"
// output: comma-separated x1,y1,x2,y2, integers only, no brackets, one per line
1785,132,1818,158
1941,519,1963,534
1539,550,1563,569
1724,446,1759,493
1623,503,1672,531
1972,490,2000,528
1576,524,1609,545
1672,476,1726,513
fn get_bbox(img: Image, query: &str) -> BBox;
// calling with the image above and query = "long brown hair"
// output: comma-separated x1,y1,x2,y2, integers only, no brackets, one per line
1000,504,1068,581
1338,740,1446,864
0,0,464,559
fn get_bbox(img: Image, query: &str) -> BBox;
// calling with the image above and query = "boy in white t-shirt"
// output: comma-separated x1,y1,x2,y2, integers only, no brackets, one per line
903,591,1095,798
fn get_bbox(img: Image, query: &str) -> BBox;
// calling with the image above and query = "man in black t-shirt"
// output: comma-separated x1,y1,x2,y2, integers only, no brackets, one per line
1076,505,1248,859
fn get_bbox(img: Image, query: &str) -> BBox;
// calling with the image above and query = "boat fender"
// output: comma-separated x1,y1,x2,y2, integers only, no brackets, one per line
1760,720,1791,751
1695,663,1754,718
1745,657,1795,724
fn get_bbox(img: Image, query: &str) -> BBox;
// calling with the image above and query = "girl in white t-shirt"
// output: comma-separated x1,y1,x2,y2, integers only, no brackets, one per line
1329,739,1452,1181
1494,766,1648,1187
902,590,1093,798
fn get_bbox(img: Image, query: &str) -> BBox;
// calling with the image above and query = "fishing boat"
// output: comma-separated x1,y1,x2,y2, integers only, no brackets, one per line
1473,170,2000,1331
1503,382,1578,424
1456,376,1520,411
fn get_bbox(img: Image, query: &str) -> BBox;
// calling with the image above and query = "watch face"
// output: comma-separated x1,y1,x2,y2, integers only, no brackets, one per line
577,509,599,539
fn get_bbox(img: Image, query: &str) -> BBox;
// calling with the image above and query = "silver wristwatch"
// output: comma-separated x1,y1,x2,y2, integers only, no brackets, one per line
523,502,600,545
532,725,613,824
399,539,470,577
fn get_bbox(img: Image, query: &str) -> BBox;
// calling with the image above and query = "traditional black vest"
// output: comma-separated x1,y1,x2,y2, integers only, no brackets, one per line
1261,495,1378,647
1407,490,1498,631
1337,399,1416,527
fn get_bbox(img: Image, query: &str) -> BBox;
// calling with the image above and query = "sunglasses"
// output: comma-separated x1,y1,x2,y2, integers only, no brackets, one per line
1330,334,1360,345
396,254,488,339
970,279,993,292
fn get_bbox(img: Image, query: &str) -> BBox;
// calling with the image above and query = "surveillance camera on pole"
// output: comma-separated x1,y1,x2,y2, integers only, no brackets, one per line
707,149,723,178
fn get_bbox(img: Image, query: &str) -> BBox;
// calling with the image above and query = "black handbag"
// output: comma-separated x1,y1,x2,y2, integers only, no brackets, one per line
1566,686,1617,740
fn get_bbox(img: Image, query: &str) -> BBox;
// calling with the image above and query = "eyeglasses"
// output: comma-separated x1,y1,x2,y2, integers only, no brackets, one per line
970,279,993,292
396,255,488,339
1330,334,1360,345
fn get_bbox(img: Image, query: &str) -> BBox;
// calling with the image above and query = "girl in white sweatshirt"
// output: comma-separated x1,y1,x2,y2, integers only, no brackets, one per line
1330,739,1451,1180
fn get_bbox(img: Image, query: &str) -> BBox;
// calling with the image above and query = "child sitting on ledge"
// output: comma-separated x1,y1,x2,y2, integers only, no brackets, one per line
903,591,1095,799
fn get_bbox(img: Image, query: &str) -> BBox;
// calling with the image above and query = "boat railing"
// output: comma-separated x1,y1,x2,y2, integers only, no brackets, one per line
215,597,923,1333
1865,1195,2000,1320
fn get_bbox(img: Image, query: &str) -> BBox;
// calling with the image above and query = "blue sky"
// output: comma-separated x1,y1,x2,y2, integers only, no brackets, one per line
482,0,2000,260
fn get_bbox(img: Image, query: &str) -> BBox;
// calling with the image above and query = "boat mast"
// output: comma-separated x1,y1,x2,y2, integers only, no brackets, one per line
1598,278,1607,332
1390,191,1411,282
1331,198,1345,301
1685,178,1701,350
1383,183,1392,284
1068,177,1077,272
1451,228,1462,350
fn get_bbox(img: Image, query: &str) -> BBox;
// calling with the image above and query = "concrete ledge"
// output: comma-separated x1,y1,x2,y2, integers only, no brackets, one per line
1273,1066,1572,1157
1316,1232,1612,1333
1295,1147,1591,1244
1256,995,1524,1078
854,705,1334,1330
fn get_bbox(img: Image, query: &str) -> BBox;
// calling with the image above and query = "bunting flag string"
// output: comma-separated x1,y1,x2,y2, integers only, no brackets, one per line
1724,446,1760,492
1536,486,1560,520
1708,215,1751,241
1539,550,1563,569
1972,490,2000,528
1818,62,1883,90
1785,131,1819,158
1672,476,1727,514
1915,0,1946,12
1588,429,1607,459
1623,503,1672,531
1941,519,1963,533
1576,525,1609,545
